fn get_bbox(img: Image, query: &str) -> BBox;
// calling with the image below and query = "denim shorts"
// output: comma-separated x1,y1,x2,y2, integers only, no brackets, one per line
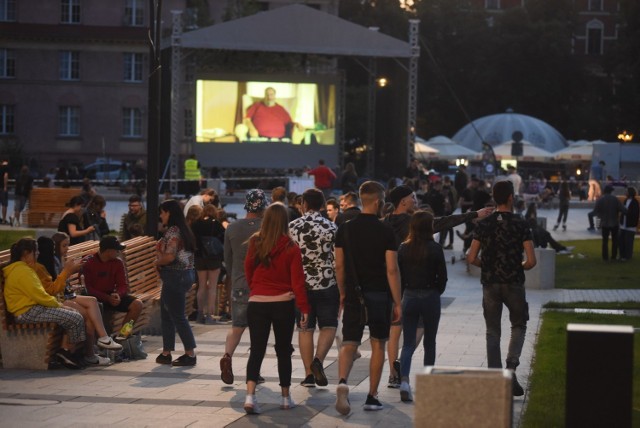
231,287,249,328
341,290,391,344
296,285,339,331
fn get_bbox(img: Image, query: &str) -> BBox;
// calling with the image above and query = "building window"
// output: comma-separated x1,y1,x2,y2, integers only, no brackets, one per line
0,48,15,78
0,0,16,22
485,0,500,9
184,109,193,138
586,20,604,55
124,0,144,26
123,108,142,137
59,51,80,80
61,0,81,24
0,104,14,134
124,53,143,82
59,106,79,136
588,0,602,12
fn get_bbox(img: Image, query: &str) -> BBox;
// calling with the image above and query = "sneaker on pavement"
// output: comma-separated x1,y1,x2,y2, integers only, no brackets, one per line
387,374,400,388
244,394,261,414
204,314,217,325
97,336,123,351
553,224,559,231
311,358,328,386
364,394,384,411
172,354,197,366
257,374,266,384
301,374,316,387
400,381,413,402
85,355,112,366
562,224,567,231
280,395,296,410
220,353,234,384
335,383,350,415
55,348,81,370
155,353,172,365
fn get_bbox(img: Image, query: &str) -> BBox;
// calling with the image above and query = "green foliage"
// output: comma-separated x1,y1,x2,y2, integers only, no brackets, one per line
522,310,640,427
555,240,639,289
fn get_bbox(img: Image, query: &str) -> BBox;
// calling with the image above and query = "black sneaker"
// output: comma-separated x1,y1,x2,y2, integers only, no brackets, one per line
155,353,172,365
172,354,197,366
301,374,316,387
257,374,266,384
364,394,384,411
311,358,328,386
55,348,81,370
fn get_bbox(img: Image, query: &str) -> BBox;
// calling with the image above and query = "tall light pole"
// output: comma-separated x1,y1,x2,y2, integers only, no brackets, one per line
146,0,162,237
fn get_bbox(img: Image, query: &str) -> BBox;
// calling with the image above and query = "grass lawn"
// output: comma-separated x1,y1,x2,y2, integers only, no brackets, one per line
522,310,640,427
0,229,36,252
555,239,639,289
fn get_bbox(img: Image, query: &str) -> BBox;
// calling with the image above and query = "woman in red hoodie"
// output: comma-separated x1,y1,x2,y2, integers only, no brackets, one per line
243,203,309,414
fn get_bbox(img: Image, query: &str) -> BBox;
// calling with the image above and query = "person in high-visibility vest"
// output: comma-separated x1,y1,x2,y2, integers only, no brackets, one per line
184,154,202,197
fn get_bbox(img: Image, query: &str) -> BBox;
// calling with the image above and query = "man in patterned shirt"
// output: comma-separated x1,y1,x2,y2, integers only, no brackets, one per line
289,188,339,388
467,180,536,397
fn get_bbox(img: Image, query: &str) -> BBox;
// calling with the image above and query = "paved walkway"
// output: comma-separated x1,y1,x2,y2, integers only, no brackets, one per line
0,206,638,427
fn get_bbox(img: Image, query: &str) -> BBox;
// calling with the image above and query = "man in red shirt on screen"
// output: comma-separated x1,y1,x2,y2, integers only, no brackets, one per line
244,87,302,139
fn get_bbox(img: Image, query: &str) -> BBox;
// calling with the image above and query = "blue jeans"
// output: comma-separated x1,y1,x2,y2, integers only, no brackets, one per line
400,288,441,378
482,283,528,369
160,268,196,352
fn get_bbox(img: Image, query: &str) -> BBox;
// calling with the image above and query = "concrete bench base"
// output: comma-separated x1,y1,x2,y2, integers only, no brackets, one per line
525,248,555,289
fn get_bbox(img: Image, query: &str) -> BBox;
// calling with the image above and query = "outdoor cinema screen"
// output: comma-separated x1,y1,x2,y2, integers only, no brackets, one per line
194,76,339,169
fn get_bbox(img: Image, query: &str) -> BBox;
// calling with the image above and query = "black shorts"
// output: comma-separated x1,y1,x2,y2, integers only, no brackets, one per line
341,291,391,345
296,286,339,331
106,294,139,313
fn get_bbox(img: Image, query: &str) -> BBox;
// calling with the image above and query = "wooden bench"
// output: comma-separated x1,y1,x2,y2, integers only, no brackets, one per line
23,187,82,228
0,236,197,369
0,249,64,370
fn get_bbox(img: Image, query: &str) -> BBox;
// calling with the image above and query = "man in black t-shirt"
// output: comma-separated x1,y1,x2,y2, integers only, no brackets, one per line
467,180,536,397
334,181,401,415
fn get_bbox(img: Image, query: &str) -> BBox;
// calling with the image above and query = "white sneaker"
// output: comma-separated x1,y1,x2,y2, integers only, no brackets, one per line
244,394,261,414
97,337,123,351
85,355,112,366
335,383,350,415
281,395,296,410
400,381,413,402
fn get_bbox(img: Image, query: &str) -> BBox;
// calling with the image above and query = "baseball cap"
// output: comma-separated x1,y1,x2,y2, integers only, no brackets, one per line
387,185,414,208
244,189,268,213
100,236,126,252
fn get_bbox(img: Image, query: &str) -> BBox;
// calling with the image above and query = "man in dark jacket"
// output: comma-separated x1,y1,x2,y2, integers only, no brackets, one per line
618,186,638,261
594,185,627,261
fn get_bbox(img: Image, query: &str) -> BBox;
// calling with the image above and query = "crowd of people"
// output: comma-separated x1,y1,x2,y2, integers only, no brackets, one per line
2,157,637,418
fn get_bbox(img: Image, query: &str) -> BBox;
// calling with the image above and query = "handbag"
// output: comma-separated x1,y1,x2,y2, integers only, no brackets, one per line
201,235,223,257
344,223,368,326
116,334,148,360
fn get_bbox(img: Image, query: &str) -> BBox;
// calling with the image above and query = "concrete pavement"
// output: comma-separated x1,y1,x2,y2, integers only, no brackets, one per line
0,204,638,427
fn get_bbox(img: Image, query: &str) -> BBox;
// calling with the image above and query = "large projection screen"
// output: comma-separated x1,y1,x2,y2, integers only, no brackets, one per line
194,74,341,170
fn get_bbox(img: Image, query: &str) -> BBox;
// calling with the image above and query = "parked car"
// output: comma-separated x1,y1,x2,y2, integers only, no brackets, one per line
83,160,126,182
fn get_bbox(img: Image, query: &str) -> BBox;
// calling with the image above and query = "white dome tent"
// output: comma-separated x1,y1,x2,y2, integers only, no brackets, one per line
452,109,568,153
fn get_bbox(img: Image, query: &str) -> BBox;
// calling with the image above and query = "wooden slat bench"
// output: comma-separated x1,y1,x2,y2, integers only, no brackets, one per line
0,249,64,370
23,187,82,228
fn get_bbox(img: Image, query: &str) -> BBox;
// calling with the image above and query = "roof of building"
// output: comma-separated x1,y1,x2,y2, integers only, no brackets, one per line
178,4,412,58
452,109,568,153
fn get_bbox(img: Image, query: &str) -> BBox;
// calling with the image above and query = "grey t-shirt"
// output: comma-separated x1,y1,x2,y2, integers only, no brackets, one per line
224,217,263,290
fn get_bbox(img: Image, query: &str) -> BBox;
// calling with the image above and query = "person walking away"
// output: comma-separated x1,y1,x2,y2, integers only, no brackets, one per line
397,211,447,402
155,199,198,366
593,185,627,261
334,181,402,414
242,203,309,414
13,165,33,227
553,175,571,231
289,188,339,388
467,180,536,397
619,186,639,261
219,189,268,385
191,204,225,324
308,159,336,200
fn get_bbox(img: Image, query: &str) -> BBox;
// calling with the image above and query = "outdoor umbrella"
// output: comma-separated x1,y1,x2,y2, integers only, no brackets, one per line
414,141,439,161
418,135,482,161
554,140,606,161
